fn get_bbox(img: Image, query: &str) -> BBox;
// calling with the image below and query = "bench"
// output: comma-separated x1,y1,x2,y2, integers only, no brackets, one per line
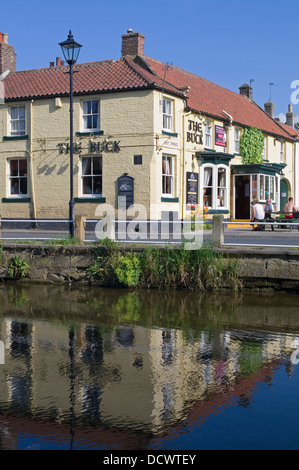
274,214,299,231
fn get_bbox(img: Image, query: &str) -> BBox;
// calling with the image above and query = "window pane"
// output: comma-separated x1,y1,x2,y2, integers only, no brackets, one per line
260,175,264,200
265,176,269,199
18,106,25,119
83,177,92,194
82,157,91,175
19,159,27,176
92,100,99,114
93,157,102,175
11,179,20,194
11,107,18,119
20,178,27,195
10,160,18,176
218,168,226,187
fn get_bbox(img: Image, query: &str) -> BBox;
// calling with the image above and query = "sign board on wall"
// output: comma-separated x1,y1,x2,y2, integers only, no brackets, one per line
215,125,226,148
186,172,199,209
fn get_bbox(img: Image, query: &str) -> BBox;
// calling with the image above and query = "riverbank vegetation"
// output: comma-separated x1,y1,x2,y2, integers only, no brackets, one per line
88,240,242,291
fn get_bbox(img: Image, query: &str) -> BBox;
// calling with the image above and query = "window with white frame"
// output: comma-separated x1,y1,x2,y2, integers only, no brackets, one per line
163,98,173,132
10,106,26,136
82,100,100,132
259,174,275,201
9,159,28,196
280,141,285,163
202,164,228,209
162,155,174,196
205,120,212,148
262,137,266,159
234,128,240,153
81,156,102,196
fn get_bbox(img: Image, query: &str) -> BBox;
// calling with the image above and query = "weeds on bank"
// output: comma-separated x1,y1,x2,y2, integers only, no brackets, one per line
88,241,241,290
8,255,29,280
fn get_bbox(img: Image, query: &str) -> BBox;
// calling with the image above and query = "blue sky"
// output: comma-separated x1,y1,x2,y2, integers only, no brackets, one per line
2,0,299,122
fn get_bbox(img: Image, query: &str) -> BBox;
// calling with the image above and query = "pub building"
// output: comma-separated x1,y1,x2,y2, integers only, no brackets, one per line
0,29,298,227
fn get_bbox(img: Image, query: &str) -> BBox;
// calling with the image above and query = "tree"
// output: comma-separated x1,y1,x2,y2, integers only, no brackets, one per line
239,127,264,164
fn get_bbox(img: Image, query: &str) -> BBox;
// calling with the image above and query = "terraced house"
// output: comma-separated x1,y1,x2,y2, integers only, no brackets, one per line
0,29,298,225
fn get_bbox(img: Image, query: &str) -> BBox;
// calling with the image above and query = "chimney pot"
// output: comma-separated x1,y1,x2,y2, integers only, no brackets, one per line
264,100,275,119
0,32,16,75
239,83,253,100
286,103,295,128
121,31,145,57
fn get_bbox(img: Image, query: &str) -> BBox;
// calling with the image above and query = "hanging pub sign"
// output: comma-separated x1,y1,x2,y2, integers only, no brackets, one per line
215,125,227,148
186,172,198,210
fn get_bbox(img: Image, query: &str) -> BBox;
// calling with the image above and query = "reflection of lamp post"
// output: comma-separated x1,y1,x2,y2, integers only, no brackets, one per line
59,31,82,237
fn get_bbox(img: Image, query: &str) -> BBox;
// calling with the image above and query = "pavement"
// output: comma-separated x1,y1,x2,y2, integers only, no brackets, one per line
0,224,299,248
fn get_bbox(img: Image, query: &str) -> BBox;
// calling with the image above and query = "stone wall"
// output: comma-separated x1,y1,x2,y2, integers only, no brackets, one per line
0,243,299,291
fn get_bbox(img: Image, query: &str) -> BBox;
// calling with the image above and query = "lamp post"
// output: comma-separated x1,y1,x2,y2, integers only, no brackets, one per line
59,31,82,237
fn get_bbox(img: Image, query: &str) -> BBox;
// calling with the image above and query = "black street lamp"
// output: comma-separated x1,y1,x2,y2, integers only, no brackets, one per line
59,31,82,237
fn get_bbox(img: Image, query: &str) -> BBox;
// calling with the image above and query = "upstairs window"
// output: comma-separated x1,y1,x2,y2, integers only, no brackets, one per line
205,120,212,148
10,106,26,136
234,128,240,153
82,100,100,132
280,141,285,163
9,159,28,196
163,98,173,132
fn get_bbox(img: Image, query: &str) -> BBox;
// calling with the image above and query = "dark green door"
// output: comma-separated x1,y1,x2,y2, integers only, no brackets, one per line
280,179,288,210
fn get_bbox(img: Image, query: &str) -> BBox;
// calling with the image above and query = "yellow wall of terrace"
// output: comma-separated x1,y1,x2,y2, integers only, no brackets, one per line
0,90,158,220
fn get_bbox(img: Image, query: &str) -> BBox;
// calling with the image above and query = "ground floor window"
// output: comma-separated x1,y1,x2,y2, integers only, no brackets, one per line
162,155,174,197
81,156,102,196
202,164,228,209
259,174,275,202
9,159,28,196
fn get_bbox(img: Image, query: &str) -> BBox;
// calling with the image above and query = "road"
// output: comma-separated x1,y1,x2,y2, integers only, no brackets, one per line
1,225,299,247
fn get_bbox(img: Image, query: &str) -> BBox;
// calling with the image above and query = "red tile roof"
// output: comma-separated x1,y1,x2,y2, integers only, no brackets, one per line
142,56,293,140
2,50,294,141
3,56,183,100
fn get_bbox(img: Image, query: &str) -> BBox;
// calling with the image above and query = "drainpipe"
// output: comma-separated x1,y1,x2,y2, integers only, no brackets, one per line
27,99,37,220
182,110,192,219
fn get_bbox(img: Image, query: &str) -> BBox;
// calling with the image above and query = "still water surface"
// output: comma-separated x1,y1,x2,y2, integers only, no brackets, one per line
0,283,299,450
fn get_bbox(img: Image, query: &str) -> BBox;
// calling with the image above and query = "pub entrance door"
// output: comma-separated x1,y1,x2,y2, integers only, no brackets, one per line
235,175,251,219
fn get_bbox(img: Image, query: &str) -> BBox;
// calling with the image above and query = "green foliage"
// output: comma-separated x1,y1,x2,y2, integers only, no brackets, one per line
8,255,29,279
239,127,264,164
115,254,141,287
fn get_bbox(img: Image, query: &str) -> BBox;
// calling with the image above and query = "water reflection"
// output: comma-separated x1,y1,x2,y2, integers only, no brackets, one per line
0,283,299,450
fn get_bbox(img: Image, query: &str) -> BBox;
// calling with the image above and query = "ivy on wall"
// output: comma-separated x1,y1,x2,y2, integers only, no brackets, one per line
239,127,264,164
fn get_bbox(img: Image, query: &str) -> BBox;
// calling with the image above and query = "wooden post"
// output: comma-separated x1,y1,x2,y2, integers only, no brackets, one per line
75,215,86,243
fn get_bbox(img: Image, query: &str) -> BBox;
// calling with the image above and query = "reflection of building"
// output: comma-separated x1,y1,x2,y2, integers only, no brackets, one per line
0,30,299,224
0,309,298,449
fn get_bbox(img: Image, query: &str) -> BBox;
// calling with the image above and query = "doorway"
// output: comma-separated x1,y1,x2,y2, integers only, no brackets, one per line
235,175,251,219
280,179,289,210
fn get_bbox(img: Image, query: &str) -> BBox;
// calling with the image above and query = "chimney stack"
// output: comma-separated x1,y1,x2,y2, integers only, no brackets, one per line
239,83,253,100
0,32,16,75
264,100,275,119
286,104,295,128
121,29,145,57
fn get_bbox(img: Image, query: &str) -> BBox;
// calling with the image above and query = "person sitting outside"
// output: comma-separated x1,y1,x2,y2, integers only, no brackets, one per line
251,198,265,231
264,198,275,231
284,197,298,219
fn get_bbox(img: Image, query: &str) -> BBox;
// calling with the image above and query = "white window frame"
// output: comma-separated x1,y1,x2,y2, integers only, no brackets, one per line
162,154,174,197
163,98,173,132
262,137,266,160
234,128,240,154
9,106,26,136
81,155,103,197
205,120,212,148
280,141,285,163
82,100,100,132
201,163,229,210
8,158,28,197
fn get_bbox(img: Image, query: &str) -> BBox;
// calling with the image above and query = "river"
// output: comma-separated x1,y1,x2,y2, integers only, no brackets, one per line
0,283,299,450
